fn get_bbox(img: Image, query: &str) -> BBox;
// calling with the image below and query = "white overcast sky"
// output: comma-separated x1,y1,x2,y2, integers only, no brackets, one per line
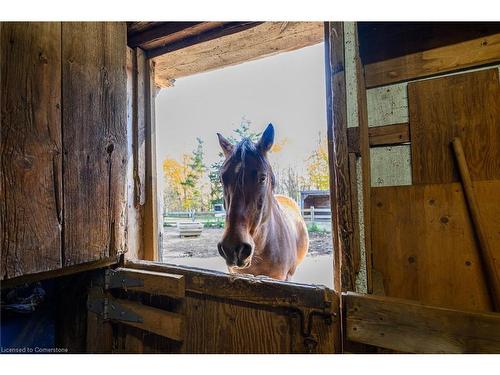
155,42,327,174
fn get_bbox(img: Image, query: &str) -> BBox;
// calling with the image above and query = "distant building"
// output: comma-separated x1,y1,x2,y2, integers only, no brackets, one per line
300,190,330,210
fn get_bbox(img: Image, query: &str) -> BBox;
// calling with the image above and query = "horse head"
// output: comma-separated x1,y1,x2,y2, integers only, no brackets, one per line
216,124,275,270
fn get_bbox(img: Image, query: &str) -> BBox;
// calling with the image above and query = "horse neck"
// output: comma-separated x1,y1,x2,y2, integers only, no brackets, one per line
252,195,285,254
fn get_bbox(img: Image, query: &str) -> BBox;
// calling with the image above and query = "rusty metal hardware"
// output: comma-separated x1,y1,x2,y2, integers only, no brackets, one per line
87,293,143,323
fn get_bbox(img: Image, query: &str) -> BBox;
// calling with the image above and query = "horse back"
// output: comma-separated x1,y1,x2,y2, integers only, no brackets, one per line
274,195,309,268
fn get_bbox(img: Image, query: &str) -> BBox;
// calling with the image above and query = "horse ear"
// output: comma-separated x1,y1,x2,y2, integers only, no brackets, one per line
217,133,234,158
257,123,274,154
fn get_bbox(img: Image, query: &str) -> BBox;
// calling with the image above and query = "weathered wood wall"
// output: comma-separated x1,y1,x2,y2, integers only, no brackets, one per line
1,22,128,281
1,23,62,279
357,24,500,315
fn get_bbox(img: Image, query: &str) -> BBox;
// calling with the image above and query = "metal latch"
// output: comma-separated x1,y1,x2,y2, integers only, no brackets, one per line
87,293,143,323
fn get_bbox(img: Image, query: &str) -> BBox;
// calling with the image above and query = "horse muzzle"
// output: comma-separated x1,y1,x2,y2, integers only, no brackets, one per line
217,241,253,268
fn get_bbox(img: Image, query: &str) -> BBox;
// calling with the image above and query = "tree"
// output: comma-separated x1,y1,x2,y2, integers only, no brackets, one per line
305,132,330,190
181,138,206,211
163,138,207,211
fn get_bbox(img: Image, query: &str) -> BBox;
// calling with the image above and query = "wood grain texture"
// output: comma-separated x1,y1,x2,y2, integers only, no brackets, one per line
112,268,185,298
111,296,185,342
409,68,500,184
369,123,410,146
142,60,160,261
452,139,500,310
125,46,143,260
127,22,209,49
355,25,373,294
182,296,291,353
126,259,336,310
90,260,339,353
1,22,62,279
62,22,128,266
153,22,324,87
365,33,500,87
371,181,500,312
345,292,500,353
134,48,147,207
325,22,356,292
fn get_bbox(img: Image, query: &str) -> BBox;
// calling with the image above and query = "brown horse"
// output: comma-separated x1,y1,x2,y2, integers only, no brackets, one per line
216,124,309,281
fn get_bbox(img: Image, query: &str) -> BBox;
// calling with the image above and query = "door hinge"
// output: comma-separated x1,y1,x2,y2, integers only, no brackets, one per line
104,269,144,290
87,293,143,323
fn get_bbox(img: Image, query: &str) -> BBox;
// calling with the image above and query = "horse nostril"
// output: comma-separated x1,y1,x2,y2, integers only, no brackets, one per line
217,242,227,259
239,243,252,260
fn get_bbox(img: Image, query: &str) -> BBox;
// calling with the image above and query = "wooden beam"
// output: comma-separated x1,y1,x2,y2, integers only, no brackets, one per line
112,268,185,299
369,123,410,146
345,292,500,353
347,123,410,152
134,48,147,206
1,22,62,279
128,22,205,49
365,33,500,88
152,22,324,87
325,22,357,293
1,256,119,290
354,24,373,293
110,296,185,342
125,259,337,311
142,60,159,261
147,22,262,59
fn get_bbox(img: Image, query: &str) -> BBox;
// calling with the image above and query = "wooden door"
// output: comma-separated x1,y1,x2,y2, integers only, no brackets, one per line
1,22,128,283
86,260,341,353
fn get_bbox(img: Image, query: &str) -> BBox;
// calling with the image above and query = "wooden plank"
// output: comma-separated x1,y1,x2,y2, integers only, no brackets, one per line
62,22,128,266
111,296,184,342
371,181,500,312
87,311,113,353
325,22,356,292
147,22,263,58
345,292,500,353
0,256,118,290
126,46,143,260
153,22,324,87
55,273,91,353
351,22,374,293
113,268,185,298
346,128,360,154
348,153,361,275
1,22,62,279
409,68,500,184
358,22,500,65
348,123,410,152
125,259,336,311
143,60,160,261
452,139,500,310
134,48,147,206
128,22,204,49
365,33,500,87
369,123,410,146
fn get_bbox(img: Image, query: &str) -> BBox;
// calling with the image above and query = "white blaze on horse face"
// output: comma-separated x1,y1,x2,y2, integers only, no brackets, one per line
233,162,242,174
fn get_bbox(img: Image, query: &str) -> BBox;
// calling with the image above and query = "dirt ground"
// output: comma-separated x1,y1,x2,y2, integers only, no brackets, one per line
161,226,333,259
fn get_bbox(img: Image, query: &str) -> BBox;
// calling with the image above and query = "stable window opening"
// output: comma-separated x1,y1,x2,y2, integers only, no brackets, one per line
153,25,333,287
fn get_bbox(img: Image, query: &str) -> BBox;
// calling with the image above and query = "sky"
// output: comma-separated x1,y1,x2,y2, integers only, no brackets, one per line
155,42,327,179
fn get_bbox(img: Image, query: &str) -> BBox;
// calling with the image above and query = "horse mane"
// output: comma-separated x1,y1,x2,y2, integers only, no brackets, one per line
223,137,276,192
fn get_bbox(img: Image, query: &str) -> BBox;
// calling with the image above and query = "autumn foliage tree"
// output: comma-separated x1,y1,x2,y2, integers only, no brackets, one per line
305,132,329,190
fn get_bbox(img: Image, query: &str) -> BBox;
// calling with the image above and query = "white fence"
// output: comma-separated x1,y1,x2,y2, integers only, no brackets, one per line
301,206,332,223
164,206,332,226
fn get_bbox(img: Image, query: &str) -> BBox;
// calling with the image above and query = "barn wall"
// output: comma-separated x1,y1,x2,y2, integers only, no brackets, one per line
1,22,128,281
363,30,500,312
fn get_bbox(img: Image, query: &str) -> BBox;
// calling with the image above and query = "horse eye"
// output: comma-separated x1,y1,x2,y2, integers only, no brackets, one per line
259,175,266,183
